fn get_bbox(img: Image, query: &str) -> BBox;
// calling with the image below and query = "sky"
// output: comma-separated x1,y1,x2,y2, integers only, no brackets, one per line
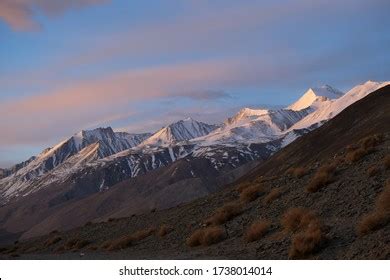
0,0,389,167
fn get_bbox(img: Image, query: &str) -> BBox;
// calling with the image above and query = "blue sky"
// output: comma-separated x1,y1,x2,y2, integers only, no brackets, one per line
0,0,389,167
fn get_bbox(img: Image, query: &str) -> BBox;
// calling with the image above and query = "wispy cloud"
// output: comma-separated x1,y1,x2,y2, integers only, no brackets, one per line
0,0,107,31
0,58,258,145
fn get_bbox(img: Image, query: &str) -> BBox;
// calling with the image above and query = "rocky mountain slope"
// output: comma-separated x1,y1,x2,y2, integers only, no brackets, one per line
2,84,388,260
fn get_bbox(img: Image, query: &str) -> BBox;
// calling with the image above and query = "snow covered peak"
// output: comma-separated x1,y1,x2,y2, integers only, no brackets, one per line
225,108,269,126
289,80,390,130
141,118,218,146
288,85,344,111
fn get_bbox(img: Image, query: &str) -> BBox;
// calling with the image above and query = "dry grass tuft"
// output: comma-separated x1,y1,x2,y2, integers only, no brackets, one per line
244,220,271,242
281,207,324,258
359,134,384,149
346,147,371,163
44,236,62,247
281,208,317,233
104,227,155,251
186,226,225,247
346,134,383,163
106,235,134,251
367,165,379,177
157,224,172,237
383,155,390,170
131,228,155,241
236,182,252,193
63,238,91,251
240,185,263,203
205,202,242,225
306,164,337,193
357,180,390,235
289,222,323,258
264,188,283,204
287,167,308,178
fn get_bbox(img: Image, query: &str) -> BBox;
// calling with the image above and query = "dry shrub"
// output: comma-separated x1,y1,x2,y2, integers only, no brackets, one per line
63,238,90,250
244,220,271,242
359,134,383,149
186,226,225,247
289,222,323,258
264,188,282,204
346,147,371,163
157,224,172,237
106,235,134,251
306,164,337,193
281,208,317,233
383,155,390,169
74,240,91,250
205,202,242,225
64,238,79,250
88,245,98,251
100,240,112,250
240,185,263,203
236,182,251,193
287,167,308,178
50,230,59,235
104,227,155,251
281,207,324,258
357,180,390,235
44,236,62,247
346,134,383,163
131,228,155,241
367,165,379,177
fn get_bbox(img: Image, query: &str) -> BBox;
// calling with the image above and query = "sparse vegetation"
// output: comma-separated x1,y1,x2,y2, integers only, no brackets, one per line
306,164,337,192
264,188,283,204
131,228,155,241
357,180,390,235
205,201,242,225
186,226,225,247
63,238,90,251
157,224,172,237
346,134,384,163
103,227,155,251
287,167,308,178
236,182,252,193
106,235,134,251
367,165,379,177
44,236,62,247
281,207,324,259
281,207,317,233
244,220,271,242
289,222,323,258
240,185,263,203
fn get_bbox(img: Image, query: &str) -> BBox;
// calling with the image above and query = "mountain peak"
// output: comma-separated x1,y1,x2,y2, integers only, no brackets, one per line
287,85,344,111
141,118,218,146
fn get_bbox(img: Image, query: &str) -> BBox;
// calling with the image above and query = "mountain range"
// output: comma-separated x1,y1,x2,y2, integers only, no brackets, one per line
0,80,388,242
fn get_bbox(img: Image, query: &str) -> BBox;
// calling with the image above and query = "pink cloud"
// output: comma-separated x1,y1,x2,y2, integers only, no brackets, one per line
0,59,259,145
0,0,107,31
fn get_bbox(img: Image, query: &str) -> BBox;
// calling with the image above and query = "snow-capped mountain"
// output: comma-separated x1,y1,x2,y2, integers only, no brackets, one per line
193,108,311,145
141,117,218,146
0,127,150,200
0,80,388,204
290,81,390,130
287,85,344,111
